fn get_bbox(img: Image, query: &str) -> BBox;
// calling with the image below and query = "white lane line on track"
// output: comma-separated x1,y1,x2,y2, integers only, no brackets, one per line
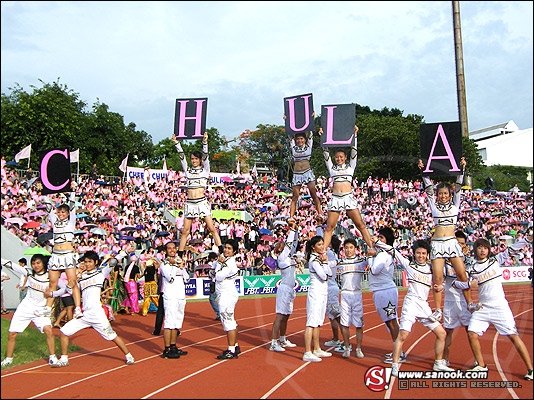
492,308,533,400
1,305,307,379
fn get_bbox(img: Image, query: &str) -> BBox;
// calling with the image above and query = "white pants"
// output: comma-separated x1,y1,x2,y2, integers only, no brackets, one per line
443,300,471,329
275,284,296,315
399,296,440,332
60,308,117,341
218,290,238,331
372,287,399,323
468,303,518,336
340,290,364,328
163,297,186,330
9,300,51,334
326,282,341,319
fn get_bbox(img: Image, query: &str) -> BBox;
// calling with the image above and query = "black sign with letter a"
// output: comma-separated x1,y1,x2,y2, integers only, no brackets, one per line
419,122,463,177
39,148,72,195
174,98,208,140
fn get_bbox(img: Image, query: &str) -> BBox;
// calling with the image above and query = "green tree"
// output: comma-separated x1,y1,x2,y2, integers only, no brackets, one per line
1,79,86,169
1,79,154,176
239,124,290,173
472,165,531,192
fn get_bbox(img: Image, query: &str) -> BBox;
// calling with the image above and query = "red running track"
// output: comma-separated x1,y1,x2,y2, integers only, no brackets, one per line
1,284,532,399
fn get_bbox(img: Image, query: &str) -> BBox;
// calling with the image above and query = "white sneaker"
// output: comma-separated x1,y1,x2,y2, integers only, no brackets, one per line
52,358,69,368
324,339,341,347
313,349,332,358
302,351,322,362
48,355,59,366
125,354,135,365
1,357,13,367
392,363,399,377
334,343,351,353
433,359,455,372
355,348,364,359
280,339,297,348
467,364,488,372
428,309,442,323
342,348,351,358
74,307,83,319
269,342,286,352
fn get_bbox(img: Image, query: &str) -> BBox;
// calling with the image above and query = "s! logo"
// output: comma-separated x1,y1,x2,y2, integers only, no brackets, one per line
364,365,392,392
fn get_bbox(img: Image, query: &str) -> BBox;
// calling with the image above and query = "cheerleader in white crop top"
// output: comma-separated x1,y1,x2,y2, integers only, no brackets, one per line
42,185,83,322
283,113,323,221
418,157,479,323
318,125,374,255
172,131,222,260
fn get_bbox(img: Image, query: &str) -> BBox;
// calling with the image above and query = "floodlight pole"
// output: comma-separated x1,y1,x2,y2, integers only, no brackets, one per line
453,1,472,187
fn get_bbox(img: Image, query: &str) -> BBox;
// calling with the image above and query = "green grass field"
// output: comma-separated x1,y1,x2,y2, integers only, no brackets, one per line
1,317,81,370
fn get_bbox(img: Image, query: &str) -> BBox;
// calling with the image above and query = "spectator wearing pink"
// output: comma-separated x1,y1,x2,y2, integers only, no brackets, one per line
121,254,140,315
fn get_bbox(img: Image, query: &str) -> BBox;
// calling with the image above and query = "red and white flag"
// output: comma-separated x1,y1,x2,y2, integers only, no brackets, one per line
119,153,129,173
69,149,79,163
15,144,31,163
236,160,240,175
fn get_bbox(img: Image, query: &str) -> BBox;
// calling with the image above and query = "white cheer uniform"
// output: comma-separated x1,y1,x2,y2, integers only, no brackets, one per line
59,263,117,340
213,256,239,331
291,133,316,186
368,247,398,323
175,140,212,218
306,252,330,327
422,173,465,261
276,229,299,315
323,138,359,212
160,258,190,330
338,256,368,328
48,192,78,271
2,259,52,334
391,250,440,332
467,239,531,336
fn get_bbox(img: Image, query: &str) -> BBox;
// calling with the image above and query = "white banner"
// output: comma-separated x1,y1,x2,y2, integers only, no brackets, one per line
500,266,531,283
70,149,79,163
15,144,31,163
119,154,129,173
126,166,167,184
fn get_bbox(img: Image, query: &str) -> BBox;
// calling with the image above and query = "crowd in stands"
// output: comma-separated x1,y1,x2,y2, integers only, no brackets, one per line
2,157,533,284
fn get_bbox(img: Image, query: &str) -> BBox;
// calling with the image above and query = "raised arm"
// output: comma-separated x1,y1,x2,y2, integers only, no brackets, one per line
202,132,210,174
348,125,358,169
172,133,189,173
452,157,466,206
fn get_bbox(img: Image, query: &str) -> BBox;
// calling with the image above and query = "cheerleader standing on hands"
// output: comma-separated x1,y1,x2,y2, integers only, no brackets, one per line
418,157,480,322
173,131,223,260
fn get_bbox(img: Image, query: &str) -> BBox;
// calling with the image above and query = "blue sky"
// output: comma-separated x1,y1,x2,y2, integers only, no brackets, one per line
2,1,532,145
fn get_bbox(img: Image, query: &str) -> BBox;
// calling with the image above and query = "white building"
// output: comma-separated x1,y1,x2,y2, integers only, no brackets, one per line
469,121,533,174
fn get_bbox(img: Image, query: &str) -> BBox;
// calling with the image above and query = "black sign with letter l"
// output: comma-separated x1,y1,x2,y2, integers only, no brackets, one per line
283,93,314,137
419,122,463,177
174,98,208,140
39,148,72,195
320,103,356,147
